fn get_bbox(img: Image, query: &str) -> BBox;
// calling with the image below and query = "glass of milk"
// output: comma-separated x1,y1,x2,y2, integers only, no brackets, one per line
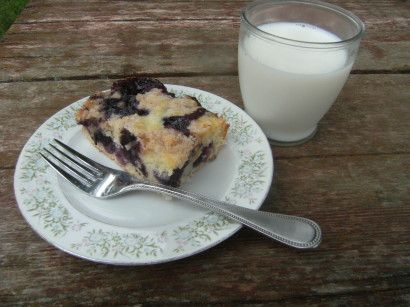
238,0,365,145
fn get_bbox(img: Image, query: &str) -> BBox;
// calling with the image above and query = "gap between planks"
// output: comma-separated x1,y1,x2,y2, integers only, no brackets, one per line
53,285,410,305
1,70,410,84
14,18,239,25
214,285,410,305
3,152,410,171
0,72,235,84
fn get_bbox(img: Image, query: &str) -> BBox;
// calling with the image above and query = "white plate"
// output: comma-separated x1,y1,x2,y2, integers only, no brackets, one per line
14,85,273,265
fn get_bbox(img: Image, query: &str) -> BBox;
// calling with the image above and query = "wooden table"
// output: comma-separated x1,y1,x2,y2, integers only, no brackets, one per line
1,0,409,305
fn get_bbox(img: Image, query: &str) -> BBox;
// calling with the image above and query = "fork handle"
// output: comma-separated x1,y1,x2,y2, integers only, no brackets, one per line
127,183,322,249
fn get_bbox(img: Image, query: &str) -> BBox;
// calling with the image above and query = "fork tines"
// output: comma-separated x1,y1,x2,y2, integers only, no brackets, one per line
41,139,102,189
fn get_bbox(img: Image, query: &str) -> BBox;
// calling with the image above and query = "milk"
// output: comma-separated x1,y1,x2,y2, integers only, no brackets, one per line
239,22,353,142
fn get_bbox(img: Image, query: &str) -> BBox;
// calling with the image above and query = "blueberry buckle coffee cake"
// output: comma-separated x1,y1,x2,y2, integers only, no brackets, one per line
76,77,229,187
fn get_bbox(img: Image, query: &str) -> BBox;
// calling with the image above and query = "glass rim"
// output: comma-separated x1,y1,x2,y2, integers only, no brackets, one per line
241,0,365,49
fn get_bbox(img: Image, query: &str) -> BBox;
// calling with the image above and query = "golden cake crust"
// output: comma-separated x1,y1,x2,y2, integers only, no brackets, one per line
76,77,229,187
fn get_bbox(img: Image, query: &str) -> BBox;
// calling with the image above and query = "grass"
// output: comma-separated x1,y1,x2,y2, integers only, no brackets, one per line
0,0,29,38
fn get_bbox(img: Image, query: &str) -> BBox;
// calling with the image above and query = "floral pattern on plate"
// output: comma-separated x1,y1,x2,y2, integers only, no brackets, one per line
14,84,273,264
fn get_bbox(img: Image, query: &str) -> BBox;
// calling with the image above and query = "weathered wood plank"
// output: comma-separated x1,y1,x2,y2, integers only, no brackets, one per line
1,0,409,305
0,20,238,81
2,153,409,304
1,0,409,81
262,289,410,306
17,0,409,24
18,0,247,23
1,74,409,168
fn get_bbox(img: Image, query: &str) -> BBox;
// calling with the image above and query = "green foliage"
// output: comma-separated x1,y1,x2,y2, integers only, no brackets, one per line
0,0,28,38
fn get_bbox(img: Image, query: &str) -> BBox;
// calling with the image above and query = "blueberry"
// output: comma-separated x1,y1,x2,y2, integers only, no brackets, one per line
154,159,190,187
78,117,100,127
119,129,136,146
111,77,172,96
94,129,116,154
193,143,213,167
101,93,150,119
163,108,206,136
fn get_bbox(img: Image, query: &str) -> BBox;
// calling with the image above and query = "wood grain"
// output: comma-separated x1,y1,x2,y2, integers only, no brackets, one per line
1,0,409,304
16,0,410,24
1,74,409,169
2,153,409,304
0,0,409,81
18,0,248,22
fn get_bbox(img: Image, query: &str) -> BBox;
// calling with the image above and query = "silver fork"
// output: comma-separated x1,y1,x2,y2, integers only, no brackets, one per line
41,139,322,249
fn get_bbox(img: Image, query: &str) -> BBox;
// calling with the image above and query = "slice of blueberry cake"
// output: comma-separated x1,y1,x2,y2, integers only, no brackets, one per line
76,77,229,187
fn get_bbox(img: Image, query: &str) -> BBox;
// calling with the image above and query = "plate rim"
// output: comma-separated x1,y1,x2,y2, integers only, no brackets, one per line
14,84,274,265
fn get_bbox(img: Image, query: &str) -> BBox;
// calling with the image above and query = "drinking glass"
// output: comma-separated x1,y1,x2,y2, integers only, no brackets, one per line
238,0,365,145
